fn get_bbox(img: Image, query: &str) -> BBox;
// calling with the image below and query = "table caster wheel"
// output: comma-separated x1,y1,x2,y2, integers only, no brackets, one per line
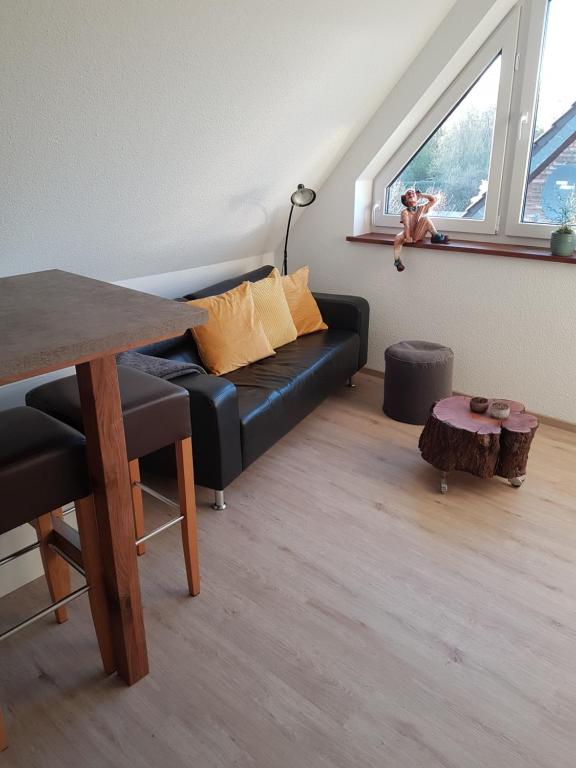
509,476,525,488
440,472,448,494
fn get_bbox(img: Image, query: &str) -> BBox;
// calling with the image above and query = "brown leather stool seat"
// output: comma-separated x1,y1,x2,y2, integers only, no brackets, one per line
0,406,89,535
26,365,191,460
26,364,200,597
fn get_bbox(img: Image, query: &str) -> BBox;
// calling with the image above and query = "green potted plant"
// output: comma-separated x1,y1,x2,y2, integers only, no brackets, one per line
549,194,576,257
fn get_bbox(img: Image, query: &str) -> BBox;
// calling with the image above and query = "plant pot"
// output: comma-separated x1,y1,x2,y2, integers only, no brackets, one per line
550,231,575,257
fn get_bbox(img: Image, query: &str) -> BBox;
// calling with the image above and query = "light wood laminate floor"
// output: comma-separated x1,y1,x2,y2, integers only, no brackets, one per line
1,373,576,767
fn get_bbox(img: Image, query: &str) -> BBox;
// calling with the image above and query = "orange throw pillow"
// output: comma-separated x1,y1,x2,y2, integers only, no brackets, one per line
188,282,275,375
282,266,328,336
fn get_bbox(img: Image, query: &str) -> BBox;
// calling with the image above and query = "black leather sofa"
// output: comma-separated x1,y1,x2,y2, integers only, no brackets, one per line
137,265,369,508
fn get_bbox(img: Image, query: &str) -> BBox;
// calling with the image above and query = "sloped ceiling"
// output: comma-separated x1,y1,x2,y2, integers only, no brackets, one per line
0,0,457,280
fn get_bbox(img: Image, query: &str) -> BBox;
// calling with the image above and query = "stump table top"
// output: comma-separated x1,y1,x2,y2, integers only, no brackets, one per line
432,396,538,435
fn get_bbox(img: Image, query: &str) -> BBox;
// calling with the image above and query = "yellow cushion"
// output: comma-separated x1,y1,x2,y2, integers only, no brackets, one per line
282,266,328,336
249,267,297,349
188,282,275,375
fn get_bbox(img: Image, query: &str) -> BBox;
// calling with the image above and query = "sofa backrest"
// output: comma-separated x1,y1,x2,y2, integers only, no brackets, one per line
183,264,274,300
136,332,203,366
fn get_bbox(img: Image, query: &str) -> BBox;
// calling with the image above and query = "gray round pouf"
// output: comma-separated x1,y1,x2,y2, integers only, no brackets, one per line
383,340,454,425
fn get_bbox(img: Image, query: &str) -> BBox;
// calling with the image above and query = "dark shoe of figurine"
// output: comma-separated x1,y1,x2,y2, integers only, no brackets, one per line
394,259,405,272
431,232,450,244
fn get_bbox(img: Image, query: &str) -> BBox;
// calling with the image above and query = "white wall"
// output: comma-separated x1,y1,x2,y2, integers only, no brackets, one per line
0,0,457,282
289,0,576,424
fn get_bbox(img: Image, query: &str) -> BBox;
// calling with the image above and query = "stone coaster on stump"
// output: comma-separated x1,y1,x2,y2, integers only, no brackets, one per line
418,395,538,493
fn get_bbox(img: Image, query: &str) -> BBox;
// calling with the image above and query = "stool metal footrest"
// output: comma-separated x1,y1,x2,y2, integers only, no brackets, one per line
0,540,41,568
0,584,90,643
134,481,184,547
138,482,179,511
0,524,88,643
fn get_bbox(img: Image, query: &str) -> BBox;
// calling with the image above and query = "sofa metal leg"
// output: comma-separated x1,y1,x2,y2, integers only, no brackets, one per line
347,377,356,388
211,490,226,511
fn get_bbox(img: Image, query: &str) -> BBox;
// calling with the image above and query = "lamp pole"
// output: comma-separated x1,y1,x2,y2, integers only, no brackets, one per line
282,184,316,276
283,204,295,276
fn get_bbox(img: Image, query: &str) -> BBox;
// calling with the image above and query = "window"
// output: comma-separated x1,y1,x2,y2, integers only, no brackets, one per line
507,0,576,237
372,0,576,244
372,9,517,235
386,56,502,222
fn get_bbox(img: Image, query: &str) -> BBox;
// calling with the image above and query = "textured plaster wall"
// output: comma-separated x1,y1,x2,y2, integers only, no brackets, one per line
300,238,575,422
0,0,457,281
288,0,576,423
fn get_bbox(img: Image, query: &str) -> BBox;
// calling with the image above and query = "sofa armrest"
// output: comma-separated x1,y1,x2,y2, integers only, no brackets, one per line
169,373,243,490
313,293,370,370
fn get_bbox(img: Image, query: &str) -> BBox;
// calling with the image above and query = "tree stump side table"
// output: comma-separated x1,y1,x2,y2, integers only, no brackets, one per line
418,396,538,493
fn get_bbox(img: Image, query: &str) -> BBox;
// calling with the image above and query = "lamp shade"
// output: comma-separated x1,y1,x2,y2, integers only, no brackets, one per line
290,184,316,208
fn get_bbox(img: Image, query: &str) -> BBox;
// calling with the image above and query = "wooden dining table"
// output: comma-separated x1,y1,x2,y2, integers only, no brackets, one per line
0,269,207,685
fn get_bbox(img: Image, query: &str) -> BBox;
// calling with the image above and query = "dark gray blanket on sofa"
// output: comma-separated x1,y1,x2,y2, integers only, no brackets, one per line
116,350,205,380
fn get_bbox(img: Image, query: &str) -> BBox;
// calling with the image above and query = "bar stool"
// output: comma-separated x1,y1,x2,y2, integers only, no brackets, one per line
0,406,115,750
26,365,200,596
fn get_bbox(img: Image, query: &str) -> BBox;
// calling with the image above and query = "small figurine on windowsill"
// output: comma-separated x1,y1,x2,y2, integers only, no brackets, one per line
393,188,449,272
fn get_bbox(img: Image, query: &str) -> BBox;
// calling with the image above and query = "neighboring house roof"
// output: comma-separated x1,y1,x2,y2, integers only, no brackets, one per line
463,101,576,219
529,101,576,177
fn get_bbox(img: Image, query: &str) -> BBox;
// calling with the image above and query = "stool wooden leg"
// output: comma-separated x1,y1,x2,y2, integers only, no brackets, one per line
32,509,71,624
129,460,146,556
175,437,200,596
0,708,7,751
75,495,117,675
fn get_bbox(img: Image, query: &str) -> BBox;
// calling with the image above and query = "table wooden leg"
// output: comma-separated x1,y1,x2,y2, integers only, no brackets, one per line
76,356,149,685
75,495,117,675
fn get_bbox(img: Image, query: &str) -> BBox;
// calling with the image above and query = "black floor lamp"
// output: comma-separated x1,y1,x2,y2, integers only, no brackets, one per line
283,184,316,276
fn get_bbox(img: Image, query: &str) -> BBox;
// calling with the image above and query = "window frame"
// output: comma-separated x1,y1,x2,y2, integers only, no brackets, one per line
504,0,560,238
372,9,519,235
370,0,574,247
